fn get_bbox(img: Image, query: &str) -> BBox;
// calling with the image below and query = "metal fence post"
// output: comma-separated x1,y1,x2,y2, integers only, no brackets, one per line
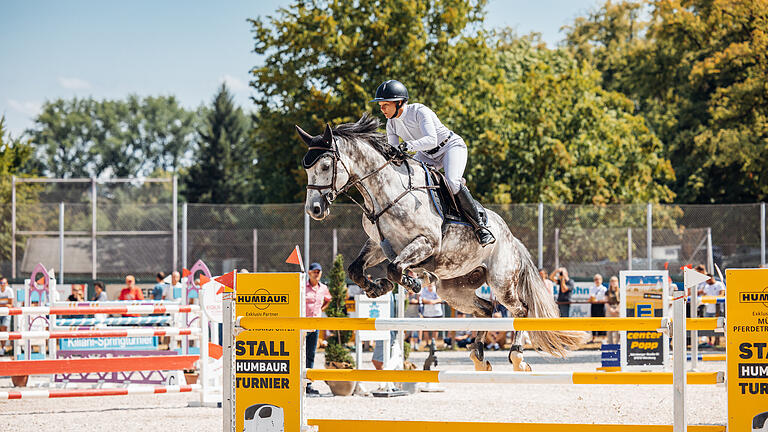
59,202,64,285
182,202,187,272
304,213,310,268
332,228,338,261
11,175,16,279
91,179,97,280
627,228,632,271
172,175,178,272
706,227,713,274
538,203,543,269
647,203,653,270
761,202,765,267
554,228,559,270
252,229,258,272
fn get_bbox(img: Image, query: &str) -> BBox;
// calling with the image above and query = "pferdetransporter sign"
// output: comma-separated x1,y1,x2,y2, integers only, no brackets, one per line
727,268,768,430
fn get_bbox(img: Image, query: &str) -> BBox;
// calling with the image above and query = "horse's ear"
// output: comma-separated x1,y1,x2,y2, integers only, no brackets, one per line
295,125,313,146
323,124,334,145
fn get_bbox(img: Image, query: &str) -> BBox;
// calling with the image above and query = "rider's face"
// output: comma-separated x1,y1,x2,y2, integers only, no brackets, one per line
378,101,400,118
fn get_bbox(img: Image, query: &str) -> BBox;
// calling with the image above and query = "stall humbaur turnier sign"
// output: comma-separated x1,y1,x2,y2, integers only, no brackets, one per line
726,268,768,430
235,273,302,432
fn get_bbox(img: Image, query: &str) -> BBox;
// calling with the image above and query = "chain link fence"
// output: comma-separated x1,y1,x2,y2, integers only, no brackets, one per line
3,198,766,282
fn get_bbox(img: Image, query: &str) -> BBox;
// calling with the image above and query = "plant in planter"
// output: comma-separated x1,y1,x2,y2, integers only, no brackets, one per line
322,254,356,396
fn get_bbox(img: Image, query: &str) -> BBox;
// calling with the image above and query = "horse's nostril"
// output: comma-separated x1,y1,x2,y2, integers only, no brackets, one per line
312,202,322,215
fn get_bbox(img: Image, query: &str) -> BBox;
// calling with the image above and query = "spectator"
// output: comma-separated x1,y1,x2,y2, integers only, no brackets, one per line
698,274,725,347
165,271,182,301
152,272,166,301
419,281,443,348
539,268,555,299
485,311,507,350
552,267,574,318
119,275,144,317
67,284,85,302
305,263,331,396
0,277,13,355
605,276,621,344
452,312,475,349
588,274,607,342
92,281,108,301
693,264,708,316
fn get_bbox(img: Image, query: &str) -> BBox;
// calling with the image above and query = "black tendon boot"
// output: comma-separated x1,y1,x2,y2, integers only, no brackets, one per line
455,185,496,246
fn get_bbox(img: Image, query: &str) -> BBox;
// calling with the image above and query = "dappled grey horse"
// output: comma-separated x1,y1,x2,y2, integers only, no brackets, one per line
297,113,584,371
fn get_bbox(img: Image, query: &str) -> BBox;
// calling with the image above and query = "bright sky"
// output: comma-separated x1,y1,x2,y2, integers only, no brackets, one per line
0,0,599,138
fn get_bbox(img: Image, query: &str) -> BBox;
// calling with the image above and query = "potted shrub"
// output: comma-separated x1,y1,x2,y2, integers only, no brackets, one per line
322,254,356,396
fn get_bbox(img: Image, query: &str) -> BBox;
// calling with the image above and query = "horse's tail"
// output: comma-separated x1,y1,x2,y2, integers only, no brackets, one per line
517,255,587,358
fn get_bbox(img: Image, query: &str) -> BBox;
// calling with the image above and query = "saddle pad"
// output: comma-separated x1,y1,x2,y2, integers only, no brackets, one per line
420,163,487,227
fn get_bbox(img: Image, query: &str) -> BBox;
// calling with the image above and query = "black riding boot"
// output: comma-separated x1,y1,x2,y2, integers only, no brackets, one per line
455,185,496,246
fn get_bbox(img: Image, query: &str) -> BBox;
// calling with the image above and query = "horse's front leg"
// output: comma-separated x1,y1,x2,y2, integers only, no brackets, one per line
348,239,391,298
386,235,436,294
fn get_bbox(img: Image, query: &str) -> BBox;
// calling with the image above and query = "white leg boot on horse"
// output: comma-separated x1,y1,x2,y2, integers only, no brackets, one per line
508,332,532,371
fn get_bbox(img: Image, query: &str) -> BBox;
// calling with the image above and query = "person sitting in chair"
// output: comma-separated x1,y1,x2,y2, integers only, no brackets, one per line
371,79,495,246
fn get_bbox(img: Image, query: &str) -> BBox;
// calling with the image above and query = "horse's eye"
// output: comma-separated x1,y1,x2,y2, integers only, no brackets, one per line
321,163,330,172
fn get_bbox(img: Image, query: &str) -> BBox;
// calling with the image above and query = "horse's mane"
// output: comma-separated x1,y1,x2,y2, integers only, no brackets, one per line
332,113,399,160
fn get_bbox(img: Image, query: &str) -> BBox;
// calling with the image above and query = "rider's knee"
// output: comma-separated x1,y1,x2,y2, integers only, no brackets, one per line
446,177,462,195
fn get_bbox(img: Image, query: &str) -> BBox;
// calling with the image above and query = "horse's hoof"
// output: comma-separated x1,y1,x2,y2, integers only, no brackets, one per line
469,350,491,371
401,274,421,293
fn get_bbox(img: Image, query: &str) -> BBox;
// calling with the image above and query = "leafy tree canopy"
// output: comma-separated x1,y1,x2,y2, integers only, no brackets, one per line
565,0,768,203
28,95,199,179
249,0,673,204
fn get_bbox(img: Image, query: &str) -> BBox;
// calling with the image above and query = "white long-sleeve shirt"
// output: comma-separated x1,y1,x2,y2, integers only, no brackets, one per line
386,103,459,152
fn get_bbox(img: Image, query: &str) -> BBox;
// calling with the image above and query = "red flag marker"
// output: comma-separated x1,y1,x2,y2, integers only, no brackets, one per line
285,245,305,272
182,268,191,278
214,271,235,289
199,275,210,286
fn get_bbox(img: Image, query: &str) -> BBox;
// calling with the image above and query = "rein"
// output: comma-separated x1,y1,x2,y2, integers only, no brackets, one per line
306,140,438,227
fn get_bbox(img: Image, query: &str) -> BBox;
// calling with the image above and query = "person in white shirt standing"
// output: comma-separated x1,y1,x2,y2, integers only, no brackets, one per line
698,274,725,347
588,274,607,343
371,80,495,246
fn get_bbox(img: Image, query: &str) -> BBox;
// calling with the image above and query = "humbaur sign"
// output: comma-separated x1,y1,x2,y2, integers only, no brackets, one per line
234,273,302,432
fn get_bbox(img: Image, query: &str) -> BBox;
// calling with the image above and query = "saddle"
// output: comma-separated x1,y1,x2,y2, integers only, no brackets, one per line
420,163,488,229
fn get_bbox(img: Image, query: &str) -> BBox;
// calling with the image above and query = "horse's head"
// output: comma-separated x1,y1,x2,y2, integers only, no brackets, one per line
296,123,351,220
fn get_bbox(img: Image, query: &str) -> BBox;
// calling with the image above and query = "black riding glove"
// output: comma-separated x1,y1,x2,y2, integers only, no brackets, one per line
398,141,410,153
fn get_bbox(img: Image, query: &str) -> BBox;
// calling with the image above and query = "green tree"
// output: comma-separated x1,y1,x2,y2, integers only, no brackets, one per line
28,95,198,178
466,34,675,204
248,0,491,202
0,116,41,273
249,1,674,204
185,84,257,203
324,253,354,364
566,0,768,203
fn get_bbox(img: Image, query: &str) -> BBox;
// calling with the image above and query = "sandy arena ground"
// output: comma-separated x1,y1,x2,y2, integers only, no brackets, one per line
1,349,727,431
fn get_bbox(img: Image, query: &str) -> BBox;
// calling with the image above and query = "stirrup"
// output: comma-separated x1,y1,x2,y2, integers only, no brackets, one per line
475,227,496,246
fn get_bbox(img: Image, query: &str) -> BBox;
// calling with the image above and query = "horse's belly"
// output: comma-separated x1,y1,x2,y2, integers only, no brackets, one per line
431,223,487,278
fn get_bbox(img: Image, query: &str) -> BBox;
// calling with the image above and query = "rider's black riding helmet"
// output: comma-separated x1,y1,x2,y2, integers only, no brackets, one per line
370,80,409,102
370,80,408,119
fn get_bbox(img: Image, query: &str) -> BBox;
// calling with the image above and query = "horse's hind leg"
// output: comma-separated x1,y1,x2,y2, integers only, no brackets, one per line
468,296,494,371
487,265,533,371
508,331,532,371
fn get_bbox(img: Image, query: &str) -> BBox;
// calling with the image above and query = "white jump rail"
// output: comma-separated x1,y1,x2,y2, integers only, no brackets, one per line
0,305,200,316
0,327,201,341
0,384,201,400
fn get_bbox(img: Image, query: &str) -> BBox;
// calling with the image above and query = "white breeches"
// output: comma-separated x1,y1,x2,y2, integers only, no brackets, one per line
415,141,467,195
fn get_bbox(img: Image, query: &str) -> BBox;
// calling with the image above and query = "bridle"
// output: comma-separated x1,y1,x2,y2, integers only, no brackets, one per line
305,136,436,226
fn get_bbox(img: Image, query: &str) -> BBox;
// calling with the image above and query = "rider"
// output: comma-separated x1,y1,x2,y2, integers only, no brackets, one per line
371,79,495,246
